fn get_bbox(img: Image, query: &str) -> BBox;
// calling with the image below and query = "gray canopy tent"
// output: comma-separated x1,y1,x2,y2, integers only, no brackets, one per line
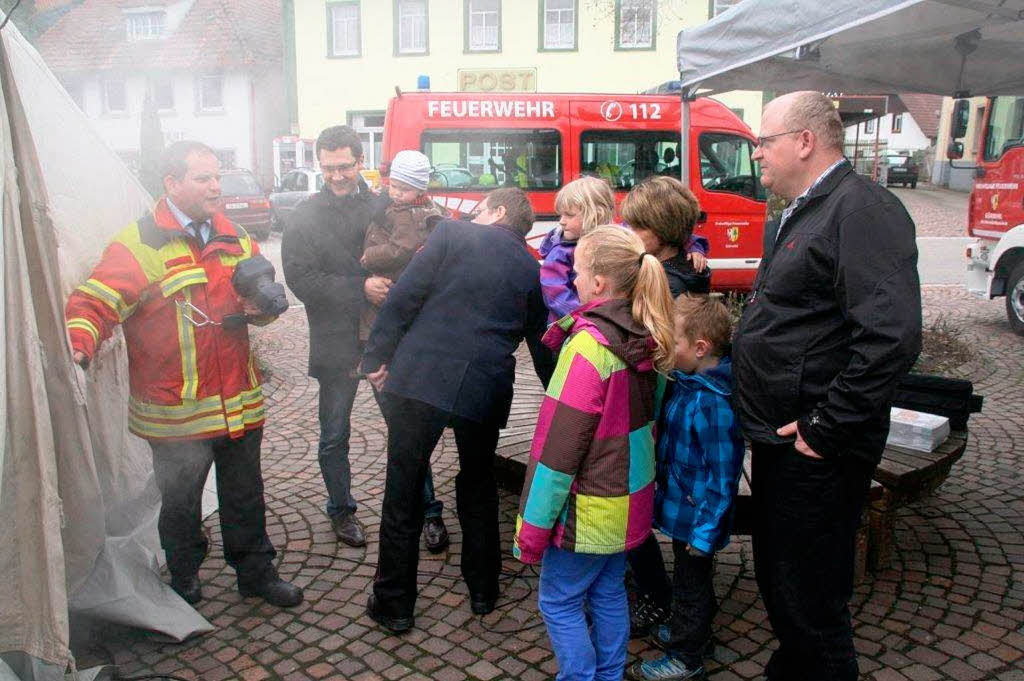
0,13,212,681
672,0,1024,183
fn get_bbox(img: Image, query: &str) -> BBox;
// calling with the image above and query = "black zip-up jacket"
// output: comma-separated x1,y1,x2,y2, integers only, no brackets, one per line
282,181,385,377
733,161,922,465
662,251,712,297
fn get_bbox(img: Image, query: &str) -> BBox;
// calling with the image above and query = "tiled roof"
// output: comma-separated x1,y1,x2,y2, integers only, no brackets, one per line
898,94,944,139
35,0,78,10
36,0,282,74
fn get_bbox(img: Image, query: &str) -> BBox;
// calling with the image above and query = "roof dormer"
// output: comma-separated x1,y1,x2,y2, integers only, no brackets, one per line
123,7,166,41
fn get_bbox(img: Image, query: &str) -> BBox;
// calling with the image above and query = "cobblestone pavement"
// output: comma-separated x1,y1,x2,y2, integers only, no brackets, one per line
891,185,969,237
82,231,1022,680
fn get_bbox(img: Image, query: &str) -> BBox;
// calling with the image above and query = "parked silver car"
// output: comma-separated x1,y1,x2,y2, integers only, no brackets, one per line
269,168,323,232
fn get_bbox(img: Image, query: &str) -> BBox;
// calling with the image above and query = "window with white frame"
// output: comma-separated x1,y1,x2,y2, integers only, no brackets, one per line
892,113,903,133
468,0,500,51
864,118,875,135
152,77,174,111
330,3,361,57
125,11,165,40
543,0,575,50
711,0,741,17
349,112,386,169
619,0,654,49
103,79,126,113
198,75,223,111
397,0,428,54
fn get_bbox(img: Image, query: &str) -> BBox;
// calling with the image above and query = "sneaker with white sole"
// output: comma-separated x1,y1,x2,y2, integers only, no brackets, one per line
627,654,705,681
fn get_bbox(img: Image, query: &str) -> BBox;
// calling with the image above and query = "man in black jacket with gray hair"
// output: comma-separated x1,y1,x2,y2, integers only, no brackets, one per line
734,91,921,681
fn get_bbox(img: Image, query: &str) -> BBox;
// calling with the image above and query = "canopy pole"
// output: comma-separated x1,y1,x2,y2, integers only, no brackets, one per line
853,122,860,172
872,114,881,182
680,86,693,186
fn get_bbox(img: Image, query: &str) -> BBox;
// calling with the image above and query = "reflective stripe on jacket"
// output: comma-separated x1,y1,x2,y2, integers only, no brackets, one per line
65,198,265,441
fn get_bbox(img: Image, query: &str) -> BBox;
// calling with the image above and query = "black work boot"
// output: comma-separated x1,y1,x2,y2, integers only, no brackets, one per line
170,575,202,605
239,569,304,608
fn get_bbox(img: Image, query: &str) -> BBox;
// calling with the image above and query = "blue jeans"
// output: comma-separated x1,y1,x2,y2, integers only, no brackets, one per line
539,548,629,681
318,374,442,519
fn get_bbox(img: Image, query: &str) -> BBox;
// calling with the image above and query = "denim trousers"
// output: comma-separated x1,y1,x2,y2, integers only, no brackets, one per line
751,442,874,681
539,548,629,681
149,427,275,583
317,374,442,519
372,394,501,618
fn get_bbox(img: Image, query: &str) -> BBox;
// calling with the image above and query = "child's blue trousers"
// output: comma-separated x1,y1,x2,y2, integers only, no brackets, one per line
539,547,629,681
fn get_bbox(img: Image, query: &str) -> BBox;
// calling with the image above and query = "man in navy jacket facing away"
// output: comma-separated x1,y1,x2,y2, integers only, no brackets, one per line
360,188,552,633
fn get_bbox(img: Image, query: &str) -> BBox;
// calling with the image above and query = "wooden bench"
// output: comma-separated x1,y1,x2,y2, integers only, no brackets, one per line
865,431,968,570
495,353,971,577
729,431,968,577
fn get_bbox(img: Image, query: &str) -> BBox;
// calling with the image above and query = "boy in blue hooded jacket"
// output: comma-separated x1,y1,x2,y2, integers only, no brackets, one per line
629,294,744,681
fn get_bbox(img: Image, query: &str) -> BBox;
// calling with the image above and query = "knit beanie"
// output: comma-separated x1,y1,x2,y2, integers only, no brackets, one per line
389,150,432,191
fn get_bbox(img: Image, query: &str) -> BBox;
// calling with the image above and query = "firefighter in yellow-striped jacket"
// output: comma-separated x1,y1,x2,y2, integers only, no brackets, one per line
65,141,302,609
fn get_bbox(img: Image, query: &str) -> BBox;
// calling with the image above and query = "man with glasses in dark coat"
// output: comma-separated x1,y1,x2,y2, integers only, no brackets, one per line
282,125,389,547
734,91,922,681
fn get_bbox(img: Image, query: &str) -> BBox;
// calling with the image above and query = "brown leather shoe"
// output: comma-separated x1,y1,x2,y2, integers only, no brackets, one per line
423,516,450,553
332,512,367,547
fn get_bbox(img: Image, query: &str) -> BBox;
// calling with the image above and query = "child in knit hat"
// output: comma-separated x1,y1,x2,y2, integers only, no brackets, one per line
361,149,443,334
360,149,450,552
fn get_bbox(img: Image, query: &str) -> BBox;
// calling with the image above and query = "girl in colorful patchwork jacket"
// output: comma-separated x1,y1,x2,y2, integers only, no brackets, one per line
514,226,676,681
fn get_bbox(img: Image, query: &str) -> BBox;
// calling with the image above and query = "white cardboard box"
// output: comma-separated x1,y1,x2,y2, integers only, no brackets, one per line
886,407,950,452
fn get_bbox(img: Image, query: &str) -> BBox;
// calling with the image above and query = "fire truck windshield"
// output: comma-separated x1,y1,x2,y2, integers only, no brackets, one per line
983,96,1024,161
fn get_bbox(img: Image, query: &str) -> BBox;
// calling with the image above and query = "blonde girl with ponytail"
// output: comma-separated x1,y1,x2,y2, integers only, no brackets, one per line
513,225,673,681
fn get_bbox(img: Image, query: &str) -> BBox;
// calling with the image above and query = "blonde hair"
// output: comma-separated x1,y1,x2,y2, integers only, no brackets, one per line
673,294,733,358
554,176,615,237
576,226,675,372
620,176,700,248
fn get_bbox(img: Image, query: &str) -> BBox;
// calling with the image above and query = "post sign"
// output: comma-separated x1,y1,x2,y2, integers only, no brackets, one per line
457,68,538,93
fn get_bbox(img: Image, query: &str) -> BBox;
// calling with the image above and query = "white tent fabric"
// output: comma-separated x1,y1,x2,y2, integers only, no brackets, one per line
0,15,212,679
677,0,1024,97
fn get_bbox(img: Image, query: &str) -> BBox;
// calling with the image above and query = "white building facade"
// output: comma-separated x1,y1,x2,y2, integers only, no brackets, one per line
844,111,932,155
38,0,287,189
67,72,259,174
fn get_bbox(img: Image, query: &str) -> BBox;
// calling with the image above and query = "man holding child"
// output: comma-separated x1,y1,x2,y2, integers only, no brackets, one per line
283,128,450,551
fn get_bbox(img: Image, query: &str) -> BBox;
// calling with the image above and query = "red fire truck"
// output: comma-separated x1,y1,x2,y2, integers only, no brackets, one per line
381,92,766,290
959,96,1024,335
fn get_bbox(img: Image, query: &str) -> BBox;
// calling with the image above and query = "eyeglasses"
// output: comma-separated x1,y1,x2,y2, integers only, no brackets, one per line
755,129,805,147
321,161,361,175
